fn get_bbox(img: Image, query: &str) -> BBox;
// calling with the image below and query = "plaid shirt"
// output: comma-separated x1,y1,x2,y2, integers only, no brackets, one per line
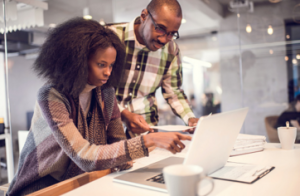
108,17,195,125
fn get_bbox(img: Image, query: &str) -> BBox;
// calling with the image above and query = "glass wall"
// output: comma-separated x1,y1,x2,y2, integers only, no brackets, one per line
0,0,299,184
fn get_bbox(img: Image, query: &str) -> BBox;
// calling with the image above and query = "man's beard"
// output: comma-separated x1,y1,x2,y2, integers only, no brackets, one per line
140,26,165,51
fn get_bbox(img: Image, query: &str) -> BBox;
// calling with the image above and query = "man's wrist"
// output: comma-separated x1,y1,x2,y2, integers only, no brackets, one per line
118,104,125,113
188,117,197,121
183,113,196,124
121,109,130,121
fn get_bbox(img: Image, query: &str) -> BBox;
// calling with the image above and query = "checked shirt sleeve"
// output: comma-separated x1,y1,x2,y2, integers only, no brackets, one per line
161,46,195,125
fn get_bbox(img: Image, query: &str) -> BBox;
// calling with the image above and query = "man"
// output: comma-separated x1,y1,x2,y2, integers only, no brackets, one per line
108,0,199,136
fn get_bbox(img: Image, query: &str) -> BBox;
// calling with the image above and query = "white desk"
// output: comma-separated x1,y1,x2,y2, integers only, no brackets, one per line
63,143,300,196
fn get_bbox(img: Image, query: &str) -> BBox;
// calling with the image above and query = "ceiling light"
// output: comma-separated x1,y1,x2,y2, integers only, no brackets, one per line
182,56,212,68
292,59,298,65
182,63,193,70
181,18,186,24
83,7,92,20
246,24,252,33
99,19,105,26
267,25,273,35
49,23,56,28
83,15,92,20
296,54,300,60
216,86,222,94
269,50,273,55
237,14,240,18
285,56,289,61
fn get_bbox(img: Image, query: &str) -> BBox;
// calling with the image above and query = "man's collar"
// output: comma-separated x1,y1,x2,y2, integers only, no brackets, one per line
124,17,140,42
124,16,151,50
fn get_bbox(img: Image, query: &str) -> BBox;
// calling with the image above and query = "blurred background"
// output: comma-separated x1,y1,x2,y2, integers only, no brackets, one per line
0,0,299,185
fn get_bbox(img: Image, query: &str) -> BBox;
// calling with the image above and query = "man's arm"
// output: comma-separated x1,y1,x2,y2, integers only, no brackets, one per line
117,102,153,134
121,109,153,134
161,43,198,128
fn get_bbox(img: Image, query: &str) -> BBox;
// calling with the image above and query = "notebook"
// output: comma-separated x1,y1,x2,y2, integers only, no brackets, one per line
113,108,249,192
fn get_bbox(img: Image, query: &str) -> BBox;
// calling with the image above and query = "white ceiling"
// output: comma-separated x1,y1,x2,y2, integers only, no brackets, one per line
41,0,279,38
23,0,277,63
40,0,225,38
13,0,283,41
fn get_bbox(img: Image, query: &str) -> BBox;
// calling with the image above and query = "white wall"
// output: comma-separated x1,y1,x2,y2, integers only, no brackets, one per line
7,56,45,140
2,55,45,171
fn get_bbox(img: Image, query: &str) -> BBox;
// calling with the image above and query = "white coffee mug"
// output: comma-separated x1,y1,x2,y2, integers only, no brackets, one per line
278,127,297,150
163,164,214,196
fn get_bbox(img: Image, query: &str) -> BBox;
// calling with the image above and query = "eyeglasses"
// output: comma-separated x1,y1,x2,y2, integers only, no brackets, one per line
148,11,180,40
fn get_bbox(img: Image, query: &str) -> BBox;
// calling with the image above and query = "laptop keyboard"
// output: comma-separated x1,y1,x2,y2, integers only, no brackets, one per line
146,173,165,184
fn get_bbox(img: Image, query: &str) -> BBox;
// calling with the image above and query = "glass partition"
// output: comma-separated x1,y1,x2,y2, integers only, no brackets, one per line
0,0,300,185
0,0,48,184
1,0,15,183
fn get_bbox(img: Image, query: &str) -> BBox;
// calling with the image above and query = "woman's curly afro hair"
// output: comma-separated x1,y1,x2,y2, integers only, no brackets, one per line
34,17,125,97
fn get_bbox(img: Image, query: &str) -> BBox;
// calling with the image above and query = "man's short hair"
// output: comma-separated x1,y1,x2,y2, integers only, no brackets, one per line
146,0,182,17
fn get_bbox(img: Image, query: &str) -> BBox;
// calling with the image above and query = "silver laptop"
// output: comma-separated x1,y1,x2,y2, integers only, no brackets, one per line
113,107,249,192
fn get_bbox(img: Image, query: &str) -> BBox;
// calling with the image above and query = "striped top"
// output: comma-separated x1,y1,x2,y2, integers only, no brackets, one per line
108,17,195,126
7,84,148,195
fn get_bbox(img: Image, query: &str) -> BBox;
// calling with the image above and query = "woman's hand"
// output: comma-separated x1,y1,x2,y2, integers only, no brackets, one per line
143,132,192,154
113,161,135,172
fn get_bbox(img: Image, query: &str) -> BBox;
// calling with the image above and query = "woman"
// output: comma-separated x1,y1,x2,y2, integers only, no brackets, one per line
7,18,191,195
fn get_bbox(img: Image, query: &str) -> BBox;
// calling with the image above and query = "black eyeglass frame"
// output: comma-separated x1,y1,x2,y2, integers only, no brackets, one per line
147,10,180,40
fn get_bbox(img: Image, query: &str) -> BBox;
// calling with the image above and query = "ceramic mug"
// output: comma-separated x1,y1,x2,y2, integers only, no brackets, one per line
278,126,297,150
163,164,214,196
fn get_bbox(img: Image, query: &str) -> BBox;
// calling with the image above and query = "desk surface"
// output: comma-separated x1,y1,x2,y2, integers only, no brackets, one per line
63,143,300,196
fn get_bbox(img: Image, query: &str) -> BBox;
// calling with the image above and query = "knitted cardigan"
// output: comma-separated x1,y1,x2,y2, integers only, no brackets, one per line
7,83,148,195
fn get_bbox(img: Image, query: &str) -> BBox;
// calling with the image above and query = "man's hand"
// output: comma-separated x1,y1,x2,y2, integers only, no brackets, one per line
121,109,154,134
143,132,192,154
183,117,199,134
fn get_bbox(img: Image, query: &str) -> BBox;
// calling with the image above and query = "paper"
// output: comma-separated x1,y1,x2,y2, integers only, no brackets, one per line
230,134,266,156
236,134,266,141
230,146,264,156
210,162,274,183
150,125,195,131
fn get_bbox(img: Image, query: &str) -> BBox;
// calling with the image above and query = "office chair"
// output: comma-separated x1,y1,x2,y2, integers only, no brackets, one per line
264,116,280,143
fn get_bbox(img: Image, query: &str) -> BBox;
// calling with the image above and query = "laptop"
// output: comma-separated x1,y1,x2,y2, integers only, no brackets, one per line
113,107,249,192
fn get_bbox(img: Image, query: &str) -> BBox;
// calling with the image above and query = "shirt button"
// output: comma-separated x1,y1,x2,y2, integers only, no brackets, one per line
133,80,136,83
124,105,128,108
129,93,132,96
136,65,140,69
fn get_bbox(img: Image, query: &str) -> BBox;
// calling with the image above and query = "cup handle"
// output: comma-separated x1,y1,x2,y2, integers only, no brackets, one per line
197,176,214,196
